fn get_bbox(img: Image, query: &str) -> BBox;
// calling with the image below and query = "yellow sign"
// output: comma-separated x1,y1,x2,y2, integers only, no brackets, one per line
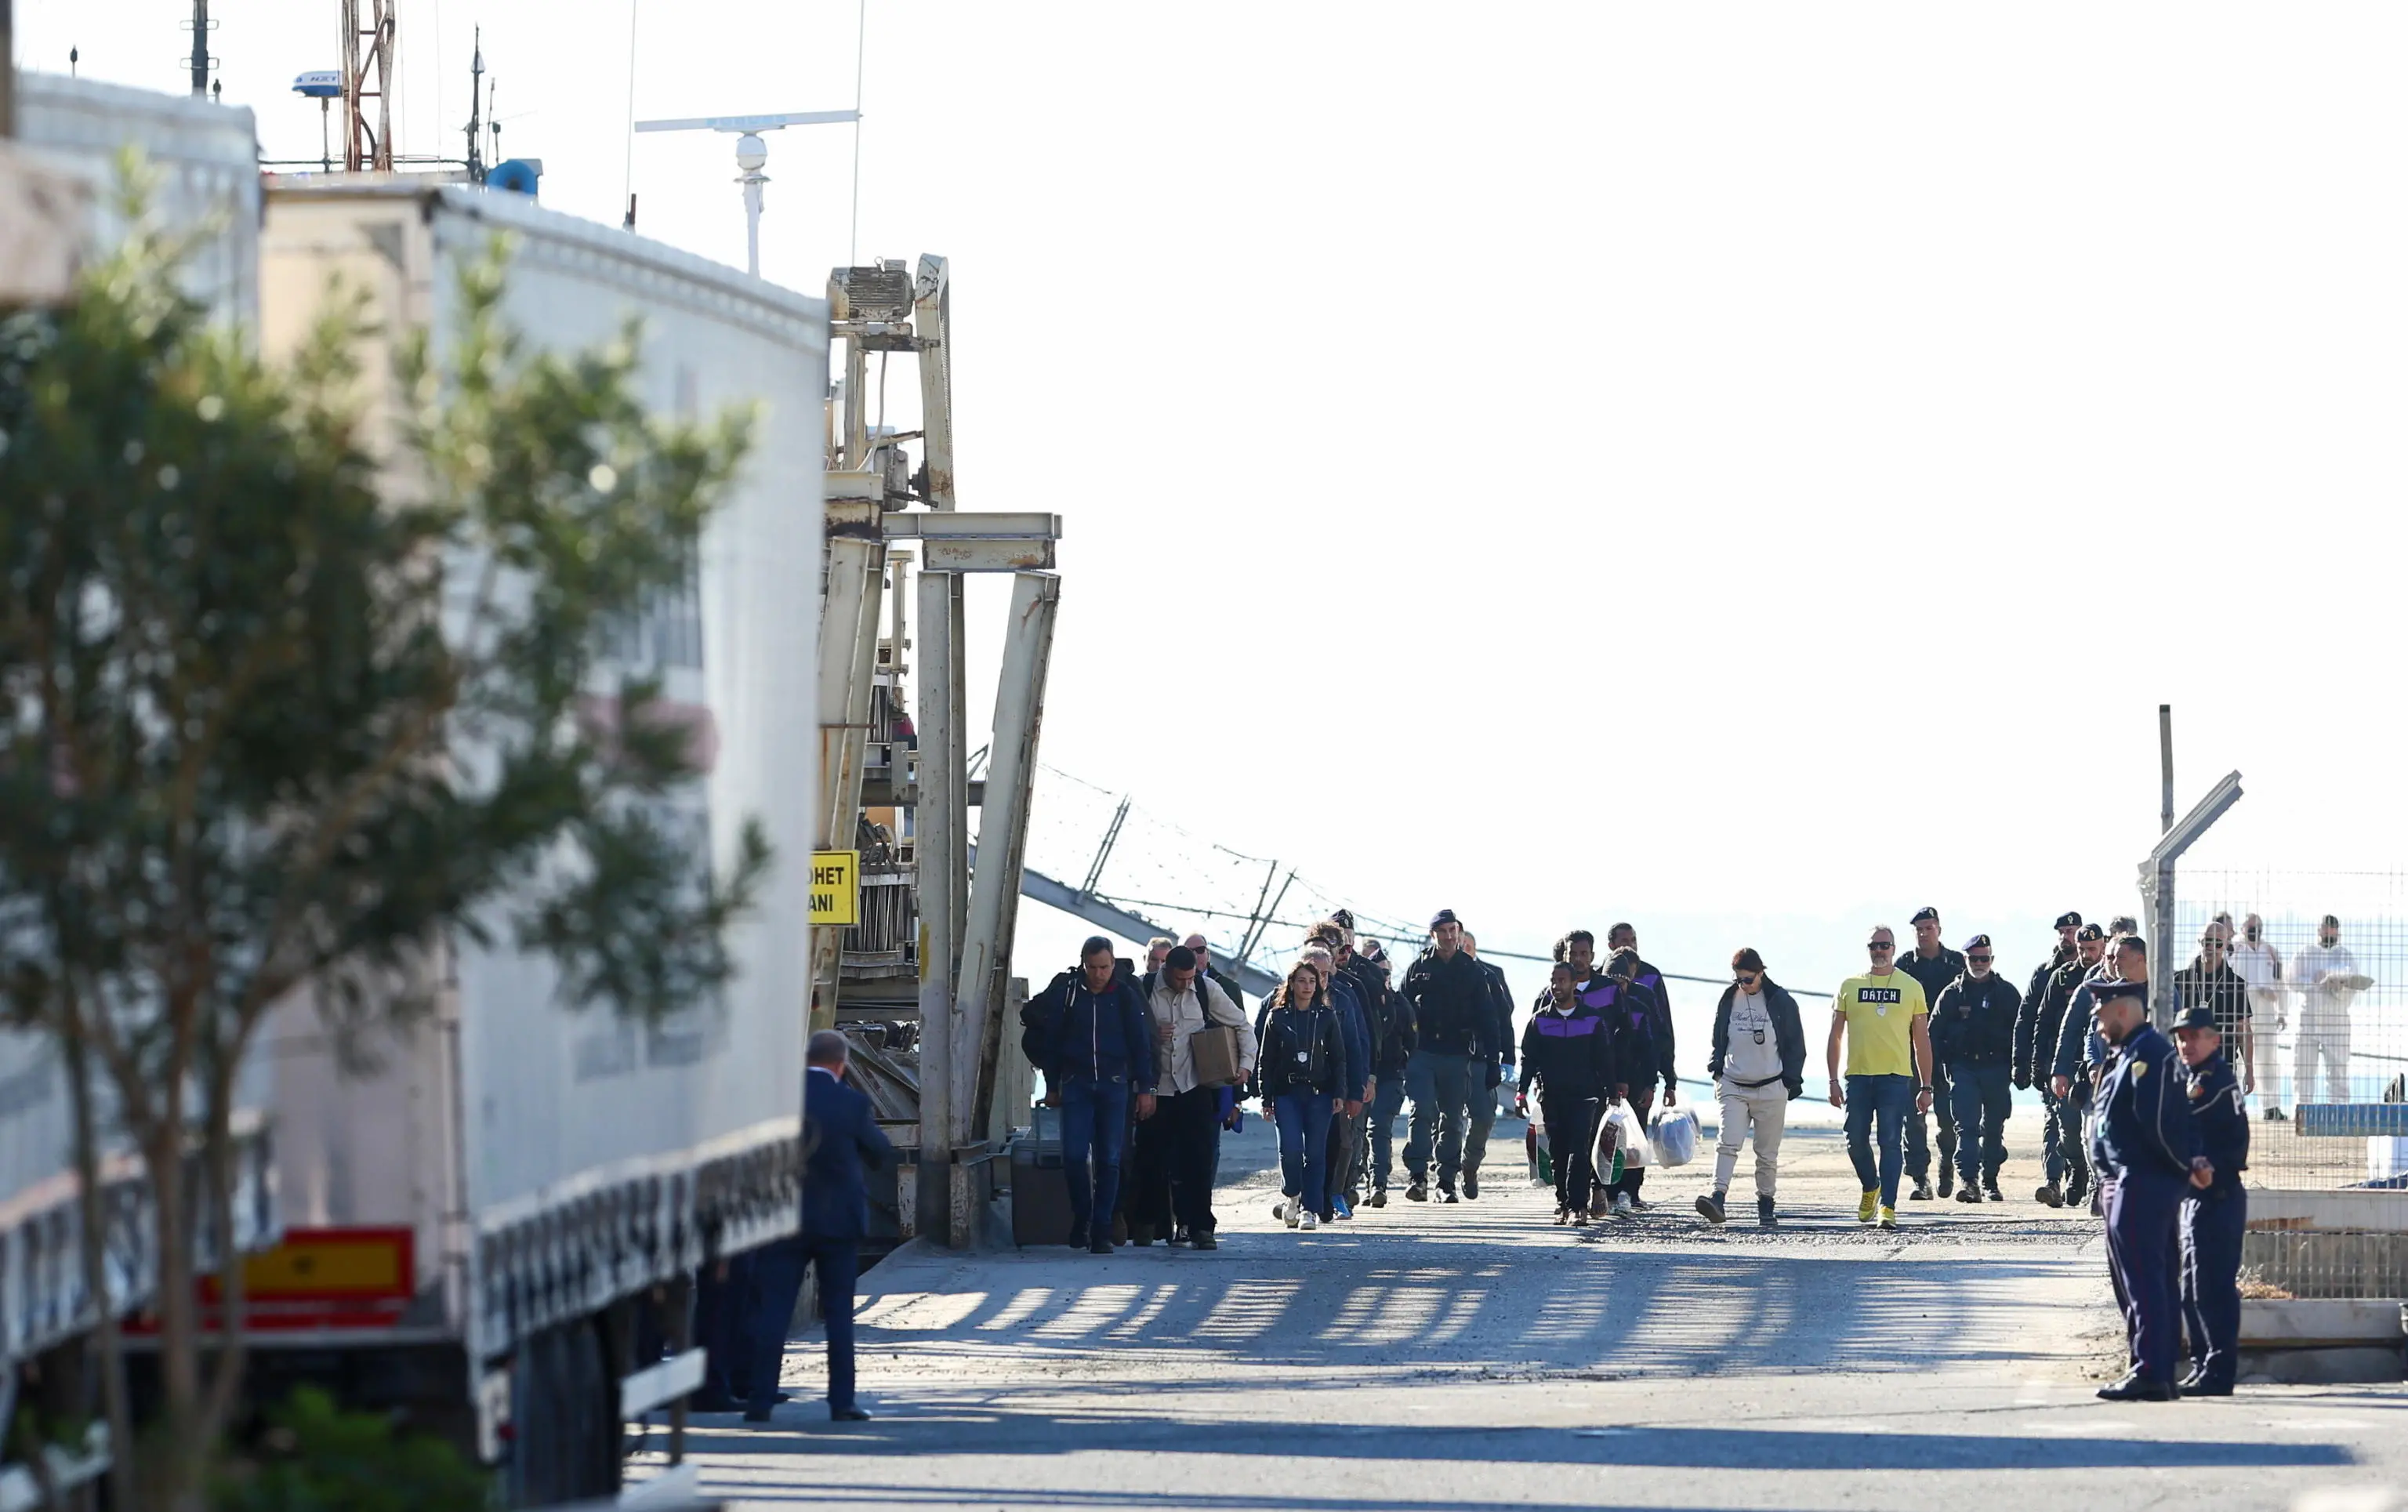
811,849,860,926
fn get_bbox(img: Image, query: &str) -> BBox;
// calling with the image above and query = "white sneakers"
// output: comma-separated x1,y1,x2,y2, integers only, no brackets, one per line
1613,1191,1636,1215
1282,1201,1300,1229
1299,1211,1320,1231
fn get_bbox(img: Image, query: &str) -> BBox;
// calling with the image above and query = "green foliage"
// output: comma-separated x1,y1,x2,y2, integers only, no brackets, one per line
0,179,772,1505
211,1388,491,1512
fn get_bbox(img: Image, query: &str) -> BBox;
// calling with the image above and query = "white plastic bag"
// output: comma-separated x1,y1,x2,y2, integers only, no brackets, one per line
1649,1103,1699,1167
1599,1103,1652,1169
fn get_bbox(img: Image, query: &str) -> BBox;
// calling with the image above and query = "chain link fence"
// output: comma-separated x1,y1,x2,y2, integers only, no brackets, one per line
2173,870,2408,1300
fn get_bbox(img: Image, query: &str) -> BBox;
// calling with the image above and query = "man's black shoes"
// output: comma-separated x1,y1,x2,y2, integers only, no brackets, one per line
1066,1224,1089,1250
2179,1367,2235,1397
2096,1373,2178,1401
832,1405,874,1422
1190,1231,1218,1250
1462,1170,1481,1200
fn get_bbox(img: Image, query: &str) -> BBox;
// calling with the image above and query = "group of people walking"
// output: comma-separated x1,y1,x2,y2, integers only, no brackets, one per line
1022,903,2276,1401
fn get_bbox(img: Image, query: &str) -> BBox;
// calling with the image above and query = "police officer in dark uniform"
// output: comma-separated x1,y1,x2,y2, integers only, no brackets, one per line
2023,923,2107,1207
2089,977,2214,1401
2174,1003,2250,1396
1895,907,1966,1198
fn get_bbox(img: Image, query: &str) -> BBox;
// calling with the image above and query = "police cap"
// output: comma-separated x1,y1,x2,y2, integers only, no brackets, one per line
2173,1005,2219,1032
2054,911,2083,930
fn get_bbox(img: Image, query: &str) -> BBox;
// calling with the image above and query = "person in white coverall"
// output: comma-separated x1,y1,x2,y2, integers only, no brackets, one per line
2227,913,2287,1119
2290,914,2364,1106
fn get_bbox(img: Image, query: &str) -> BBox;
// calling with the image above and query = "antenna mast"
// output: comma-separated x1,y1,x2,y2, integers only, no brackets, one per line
189,1,212,96
462,28,485,182
341,0,396,171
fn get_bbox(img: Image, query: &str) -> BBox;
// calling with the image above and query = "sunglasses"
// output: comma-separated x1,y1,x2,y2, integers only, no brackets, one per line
1735,974,1761,986
1967,953,1993,963
1868,942,1894,953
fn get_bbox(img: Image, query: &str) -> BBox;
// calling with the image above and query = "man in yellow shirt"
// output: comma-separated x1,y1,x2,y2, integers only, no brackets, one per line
1828,925,1935,1231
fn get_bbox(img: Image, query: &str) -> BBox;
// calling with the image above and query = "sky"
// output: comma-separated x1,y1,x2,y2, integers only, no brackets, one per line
20,2,2408,1076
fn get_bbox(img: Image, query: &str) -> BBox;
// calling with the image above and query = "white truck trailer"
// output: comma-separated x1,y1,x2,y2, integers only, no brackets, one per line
248,183,824,1505
2,74,276,1508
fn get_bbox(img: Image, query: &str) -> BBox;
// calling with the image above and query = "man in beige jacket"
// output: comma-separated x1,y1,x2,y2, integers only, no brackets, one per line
1128,945,1257,1249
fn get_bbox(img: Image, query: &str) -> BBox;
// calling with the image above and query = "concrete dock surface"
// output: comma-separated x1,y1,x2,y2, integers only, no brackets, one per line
664,1119,2407,1511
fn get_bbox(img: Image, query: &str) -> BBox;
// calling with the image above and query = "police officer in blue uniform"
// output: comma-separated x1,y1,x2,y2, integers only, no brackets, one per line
2174,1003,2250,1396
2088,977,2214,1400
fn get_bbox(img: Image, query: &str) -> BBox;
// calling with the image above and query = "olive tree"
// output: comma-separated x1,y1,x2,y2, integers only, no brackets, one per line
0,203,768,1509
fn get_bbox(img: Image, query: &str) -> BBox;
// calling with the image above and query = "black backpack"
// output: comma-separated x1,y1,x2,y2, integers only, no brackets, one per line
1021,971,1073,1067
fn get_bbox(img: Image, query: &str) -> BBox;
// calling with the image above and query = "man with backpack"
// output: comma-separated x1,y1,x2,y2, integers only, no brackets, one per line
1021,937,1159,1254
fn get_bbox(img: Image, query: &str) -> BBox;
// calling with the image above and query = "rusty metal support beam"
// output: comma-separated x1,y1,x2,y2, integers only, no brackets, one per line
913,255,956,511
952,575,1060,1213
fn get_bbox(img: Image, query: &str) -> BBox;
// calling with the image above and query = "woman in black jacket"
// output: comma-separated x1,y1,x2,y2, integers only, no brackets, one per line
1699,948,1807,1228
1256,959,1344,1232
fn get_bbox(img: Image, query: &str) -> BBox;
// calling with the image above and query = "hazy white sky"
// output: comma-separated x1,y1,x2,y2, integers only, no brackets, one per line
23,2,2408,1033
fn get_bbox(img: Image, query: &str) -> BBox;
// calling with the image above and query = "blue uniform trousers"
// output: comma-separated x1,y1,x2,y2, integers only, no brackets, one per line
1402,1050,1472,1187
2181,1185,2247,1387
1369,1076,1406,1188
1946,1064,2013,1189
2044,1085,2092,1195
2103,1168,2185,1383
694,1251,754,1402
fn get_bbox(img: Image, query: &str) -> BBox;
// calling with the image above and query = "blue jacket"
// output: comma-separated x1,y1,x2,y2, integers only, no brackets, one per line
801,1066,894,1244
1327,971,1370,1098
2091,1024,2201,1182
1029,970,1159,1091
2184,1051,2250,1196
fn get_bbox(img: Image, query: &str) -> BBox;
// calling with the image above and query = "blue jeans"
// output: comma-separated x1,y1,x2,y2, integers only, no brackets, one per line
1369,1076,1406,1187
1947,1064,2014,1188
1402,1050,1472,1187
1272,1090,1333,1206
1844,1073,1915,1206
1060,1076,1132,1238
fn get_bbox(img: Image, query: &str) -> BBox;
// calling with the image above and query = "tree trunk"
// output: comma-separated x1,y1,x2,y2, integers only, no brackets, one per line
142,1116,207,1510
198,1060,249,1459
60,1006,136,1512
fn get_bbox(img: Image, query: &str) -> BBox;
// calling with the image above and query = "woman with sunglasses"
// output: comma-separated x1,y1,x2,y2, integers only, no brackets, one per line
1257,959,1344,1231
1699,948,1807,1227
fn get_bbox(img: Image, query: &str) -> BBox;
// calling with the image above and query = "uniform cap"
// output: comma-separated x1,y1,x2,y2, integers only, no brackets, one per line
1429,908,1460,930
1961,934,1993,952
2093,978,2146,1003
2173,1005,2219,1032
2054,911,2083,930
2076,923,2107,943
1909,905,1941,925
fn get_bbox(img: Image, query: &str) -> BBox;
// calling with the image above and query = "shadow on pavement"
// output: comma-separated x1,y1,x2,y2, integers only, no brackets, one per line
847,1249,2090,1380
680,1413,2355,1472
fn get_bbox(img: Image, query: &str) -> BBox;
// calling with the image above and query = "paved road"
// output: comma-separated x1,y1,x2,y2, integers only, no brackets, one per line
666,1121,2406,1511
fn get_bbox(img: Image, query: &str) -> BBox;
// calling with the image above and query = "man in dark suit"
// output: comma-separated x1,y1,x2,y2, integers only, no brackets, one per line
742,1029,894,1423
